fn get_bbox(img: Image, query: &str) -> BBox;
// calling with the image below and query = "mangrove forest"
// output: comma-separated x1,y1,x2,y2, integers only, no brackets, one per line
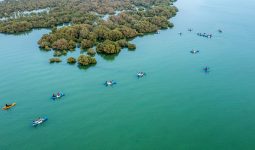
0,0,178,67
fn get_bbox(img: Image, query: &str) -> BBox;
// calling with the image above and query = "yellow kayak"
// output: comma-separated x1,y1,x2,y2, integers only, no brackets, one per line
2,103,16,110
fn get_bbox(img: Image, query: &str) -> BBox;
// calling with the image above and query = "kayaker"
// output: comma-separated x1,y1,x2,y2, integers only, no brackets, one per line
204,67,209,72
5,104,11,107
34,117,41,122
57,92,60,96
52,93,56,97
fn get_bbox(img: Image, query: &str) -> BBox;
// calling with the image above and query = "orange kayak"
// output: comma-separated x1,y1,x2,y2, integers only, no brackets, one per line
2,103,16,110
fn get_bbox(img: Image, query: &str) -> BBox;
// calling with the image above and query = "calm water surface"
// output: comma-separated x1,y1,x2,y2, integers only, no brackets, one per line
1,0,255,149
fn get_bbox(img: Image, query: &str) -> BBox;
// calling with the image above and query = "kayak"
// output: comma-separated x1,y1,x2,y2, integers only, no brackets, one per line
2,103,16,110
137,72,146,78
32,117,48,127
104,80,117,86
51,92,64,100
203,67,210,73
190,50,199,54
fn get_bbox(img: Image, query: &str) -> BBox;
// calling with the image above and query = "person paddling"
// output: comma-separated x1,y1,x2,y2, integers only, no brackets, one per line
204,67,210,72
5,104,11,107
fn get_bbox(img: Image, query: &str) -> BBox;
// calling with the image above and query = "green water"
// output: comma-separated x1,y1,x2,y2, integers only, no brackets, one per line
1,0,255,149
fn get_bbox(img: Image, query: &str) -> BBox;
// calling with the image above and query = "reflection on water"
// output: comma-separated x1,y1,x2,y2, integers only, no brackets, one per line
77,63,96,70
98,53,119,61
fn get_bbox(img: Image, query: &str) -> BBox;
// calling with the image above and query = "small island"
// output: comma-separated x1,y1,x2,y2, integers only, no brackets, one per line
0,0,178,67
77,55,97,66
49,57,61,63
67,57,76,64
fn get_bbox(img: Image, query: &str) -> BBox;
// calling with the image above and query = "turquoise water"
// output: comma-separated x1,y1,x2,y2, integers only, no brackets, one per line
1,0,255,149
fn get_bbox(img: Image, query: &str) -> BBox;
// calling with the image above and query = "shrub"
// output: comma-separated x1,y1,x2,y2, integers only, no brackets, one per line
168,22,174,28
49,58,62,63
108,29,123,41
68,40,76,50
77,55,97,66
52,39,69,51
67,57,76,64
81,39,94,49
117,39,128,48
53,51,62,57
96,40,121,54
87,48,96,56
127,43,136,50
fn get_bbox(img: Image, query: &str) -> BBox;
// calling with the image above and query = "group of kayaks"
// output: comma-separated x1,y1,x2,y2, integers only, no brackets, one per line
183,28,221,73
179,28,222,38
190,48,210,73
2,72,146,126
104,72,146,87
190,47,209,73
197,33,213,38
2,103,48,127
2,91,65,127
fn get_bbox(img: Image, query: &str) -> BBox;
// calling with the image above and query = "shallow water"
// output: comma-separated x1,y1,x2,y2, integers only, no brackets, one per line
1,0,255,149
102,10,122,21
0,8,49,21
